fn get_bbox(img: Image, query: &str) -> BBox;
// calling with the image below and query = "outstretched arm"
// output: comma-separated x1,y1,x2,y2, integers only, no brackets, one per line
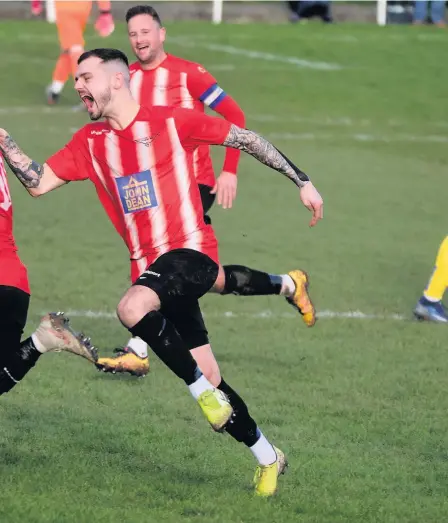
222,124,323,226
223,125,309,188
0,129,67,197
175,110,323,226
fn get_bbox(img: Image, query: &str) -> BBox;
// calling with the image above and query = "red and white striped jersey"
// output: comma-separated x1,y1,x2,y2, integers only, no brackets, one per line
0,155,30,293
47,105,231,275
129,55,228,187
0,155,14,251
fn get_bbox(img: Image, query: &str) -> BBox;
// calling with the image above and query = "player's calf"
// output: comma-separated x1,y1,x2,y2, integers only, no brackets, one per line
0,336,41,395
190,344,221,387
216,265,316,326
217,378,287,494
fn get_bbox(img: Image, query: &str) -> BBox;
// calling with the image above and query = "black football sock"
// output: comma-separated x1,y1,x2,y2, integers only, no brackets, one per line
222,265,283,296
217,378,259,447
129,311,202,385
0,337,42,395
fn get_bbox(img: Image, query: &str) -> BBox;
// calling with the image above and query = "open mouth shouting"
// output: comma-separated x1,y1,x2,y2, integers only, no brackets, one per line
80,93,95,112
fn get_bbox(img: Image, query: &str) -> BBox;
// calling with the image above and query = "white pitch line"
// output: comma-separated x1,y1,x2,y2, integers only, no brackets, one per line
267,132,448,143
0,106,81,115
169,38,343,71
2,106,448,133
38,309,408,322
19,125,448,146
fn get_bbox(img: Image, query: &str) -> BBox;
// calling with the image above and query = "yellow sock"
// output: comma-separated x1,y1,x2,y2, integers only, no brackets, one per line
424,236,448,301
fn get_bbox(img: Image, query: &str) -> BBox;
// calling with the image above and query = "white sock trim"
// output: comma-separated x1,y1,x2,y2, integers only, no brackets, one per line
423,293,441,303
50,80,64,94
126,337,148,358
280,274,295,297
188,375,214,400
250,431,277,466
31,333,47,354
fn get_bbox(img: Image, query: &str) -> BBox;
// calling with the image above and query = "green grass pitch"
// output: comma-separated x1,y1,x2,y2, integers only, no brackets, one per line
1,19,448,523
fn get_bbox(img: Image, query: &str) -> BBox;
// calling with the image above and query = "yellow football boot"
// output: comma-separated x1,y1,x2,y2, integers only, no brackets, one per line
254,446,288,497
95,347,149,377
286,269,316,327
197,389,233,432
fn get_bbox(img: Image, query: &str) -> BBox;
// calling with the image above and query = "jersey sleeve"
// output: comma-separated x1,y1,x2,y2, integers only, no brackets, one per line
46,130,90,182
186,64,227,109
173,107,232,150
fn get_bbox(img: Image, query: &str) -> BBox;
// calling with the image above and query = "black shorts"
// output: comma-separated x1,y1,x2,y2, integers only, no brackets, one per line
0,285,30,363
133,249,219,349
199,184,215,225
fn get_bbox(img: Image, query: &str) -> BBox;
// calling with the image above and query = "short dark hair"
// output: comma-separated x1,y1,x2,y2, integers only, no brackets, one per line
125,5,162,26
78,48,129,67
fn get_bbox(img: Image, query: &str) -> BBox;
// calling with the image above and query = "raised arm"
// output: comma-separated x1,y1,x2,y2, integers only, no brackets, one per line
0,130,66,197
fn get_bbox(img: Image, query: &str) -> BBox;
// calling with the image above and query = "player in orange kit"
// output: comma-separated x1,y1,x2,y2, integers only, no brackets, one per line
46,0,114,104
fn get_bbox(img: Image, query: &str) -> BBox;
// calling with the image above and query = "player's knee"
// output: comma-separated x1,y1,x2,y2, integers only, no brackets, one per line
69,44,84,56
117,286,160,328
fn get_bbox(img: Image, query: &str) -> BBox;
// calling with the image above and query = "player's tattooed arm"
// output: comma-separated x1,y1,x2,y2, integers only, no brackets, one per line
222,125,310,188
0,133,43,188
0,129,65,196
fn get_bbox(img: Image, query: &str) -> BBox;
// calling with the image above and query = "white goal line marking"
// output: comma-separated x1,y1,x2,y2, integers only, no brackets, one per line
38,309,408,322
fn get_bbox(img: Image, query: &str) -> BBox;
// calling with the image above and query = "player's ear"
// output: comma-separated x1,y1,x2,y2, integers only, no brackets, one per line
160,26,166,44
113,72,124,90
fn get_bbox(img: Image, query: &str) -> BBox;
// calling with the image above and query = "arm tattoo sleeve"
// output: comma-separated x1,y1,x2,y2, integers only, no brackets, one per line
0,134,43,188
223,125,310,187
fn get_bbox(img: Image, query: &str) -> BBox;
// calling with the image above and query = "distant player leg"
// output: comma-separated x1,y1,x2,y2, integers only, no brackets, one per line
414,236,448,322
47,51,71,104
116,249,233,432
47,7,90,103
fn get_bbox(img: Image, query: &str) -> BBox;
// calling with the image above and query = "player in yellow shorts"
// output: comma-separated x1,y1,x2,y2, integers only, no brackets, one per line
46,0,114,104
414,236,448,322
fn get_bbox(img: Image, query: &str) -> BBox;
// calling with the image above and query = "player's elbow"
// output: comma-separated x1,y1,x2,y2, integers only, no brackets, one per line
228,104,245,128
235,108,246,128
28,186,45,198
